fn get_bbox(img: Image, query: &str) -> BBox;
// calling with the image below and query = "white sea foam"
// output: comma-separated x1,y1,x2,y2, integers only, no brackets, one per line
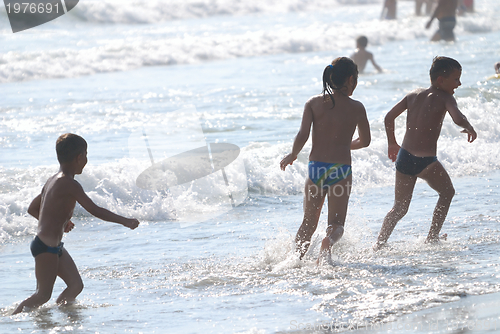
2,91,499,242
63,0,377,24
1,1,499,83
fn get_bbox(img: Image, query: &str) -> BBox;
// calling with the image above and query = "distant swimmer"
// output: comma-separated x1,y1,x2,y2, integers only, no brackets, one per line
426,0,458,42
374,57,477,251
381,0,397,20
280,57,371,263
13,134,140,315
487,62,500,80
350,36,383,74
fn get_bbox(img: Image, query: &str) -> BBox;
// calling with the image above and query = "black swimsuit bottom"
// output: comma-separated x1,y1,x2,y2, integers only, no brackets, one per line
30,235,64,258
395,148,437,176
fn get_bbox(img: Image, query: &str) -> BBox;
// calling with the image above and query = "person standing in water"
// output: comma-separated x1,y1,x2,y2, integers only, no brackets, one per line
280,57,371,262
13,134,140,315
426,0,458,41
382,0,397,20
350,36,383,74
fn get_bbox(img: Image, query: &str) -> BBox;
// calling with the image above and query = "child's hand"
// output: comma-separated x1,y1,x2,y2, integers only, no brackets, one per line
461,127,477,143
123,218,140,230
388,143,401,162
64,220,75,233
280,153,297,171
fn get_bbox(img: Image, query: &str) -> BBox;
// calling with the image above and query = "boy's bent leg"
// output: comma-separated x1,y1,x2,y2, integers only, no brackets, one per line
56,248,84,305
375,171,417,250
319,175,352,256
417,161,455,243
296,178,326,259
12,253,58,314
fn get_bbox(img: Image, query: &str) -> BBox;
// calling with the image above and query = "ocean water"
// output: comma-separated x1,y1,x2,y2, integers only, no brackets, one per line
1,0,500,333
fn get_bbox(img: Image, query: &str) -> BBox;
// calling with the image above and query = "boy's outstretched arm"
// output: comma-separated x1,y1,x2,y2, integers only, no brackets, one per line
28,194,41,219
426,0,441,29
384,96,408,161
446,97,477,143
370,54,383,73
351,105,371,150
280,100,313,171
71,180,139,229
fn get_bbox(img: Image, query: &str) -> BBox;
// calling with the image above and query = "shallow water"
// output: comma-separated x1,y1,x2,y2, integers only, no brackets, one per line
1,0,500,333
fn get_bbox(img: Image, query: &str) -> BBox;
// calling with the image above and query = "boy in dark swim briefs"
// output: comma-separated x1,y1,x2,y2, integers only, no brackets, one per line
13,133,140,315
374,56,476,250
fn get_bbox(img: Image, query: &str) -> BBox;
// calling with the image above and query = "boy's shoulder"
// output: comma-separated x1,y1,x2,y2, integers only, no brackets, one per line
406,86,454,111
355,48,372,57
44,172,82,195
406,87,428,97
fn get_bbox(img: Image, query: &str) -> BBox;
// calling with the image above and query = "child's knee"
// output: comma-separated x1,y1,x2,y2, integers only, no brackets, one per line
439,185,455,200
37,291,53,304
72,279,84,295
393,203,410,217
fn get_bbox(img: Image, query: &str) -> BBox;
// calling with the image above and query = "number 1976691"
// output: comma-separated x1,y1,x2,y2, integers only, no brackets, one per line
6,2,60,14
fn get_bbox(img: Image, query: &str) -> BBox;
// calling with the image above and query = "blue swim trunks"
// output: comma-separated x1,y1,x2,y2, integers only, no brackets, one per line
308,161,352,189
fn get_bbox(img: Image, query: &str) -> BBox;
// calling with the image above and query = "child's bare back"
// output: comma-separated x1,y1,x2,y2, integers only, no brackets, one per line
307,93,366,165
280,57,370,262
350,36,382,74
402,87,452,156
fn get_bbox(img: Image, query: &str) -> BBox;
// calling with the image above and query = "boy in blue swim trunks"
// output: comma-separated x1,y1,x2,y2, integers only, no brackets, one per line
13,133,140,314
374,56,476,250
280,57,371,262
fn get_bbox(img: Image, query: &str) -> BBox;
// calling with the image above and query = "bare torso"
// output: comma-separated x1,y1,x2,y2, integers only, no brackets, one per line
435,0,458,19
351,49,371,73
37,173,77,247
307,93,363,165
402,87,449,157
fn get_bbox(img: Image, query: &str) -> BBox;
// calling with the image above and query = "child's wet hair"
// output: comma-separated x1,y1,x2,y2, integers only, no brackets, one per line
356,36,368,48
56,133,87,164
322,57,358,108
430,56,461,82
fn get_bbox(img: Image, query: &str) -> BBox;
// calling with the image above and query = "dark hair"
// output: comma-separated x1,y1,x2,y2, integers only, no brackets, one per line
356,36,368,48
429,56,461,82
56,133,87,164
322,57,358,108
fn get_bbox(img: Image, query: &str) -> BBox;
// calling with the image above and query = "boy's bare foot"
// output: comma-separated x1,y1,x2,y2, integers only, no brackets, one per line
316,236,332,265
373,241,386,251
425,233,448,244
316,225,344,265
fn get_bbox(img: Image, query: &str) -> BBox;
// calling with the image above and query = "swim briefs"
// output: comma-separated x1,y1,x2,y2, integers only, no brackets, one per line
395,148,437,176
308,161,352,189
438,16,456,41
30,235,64,258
